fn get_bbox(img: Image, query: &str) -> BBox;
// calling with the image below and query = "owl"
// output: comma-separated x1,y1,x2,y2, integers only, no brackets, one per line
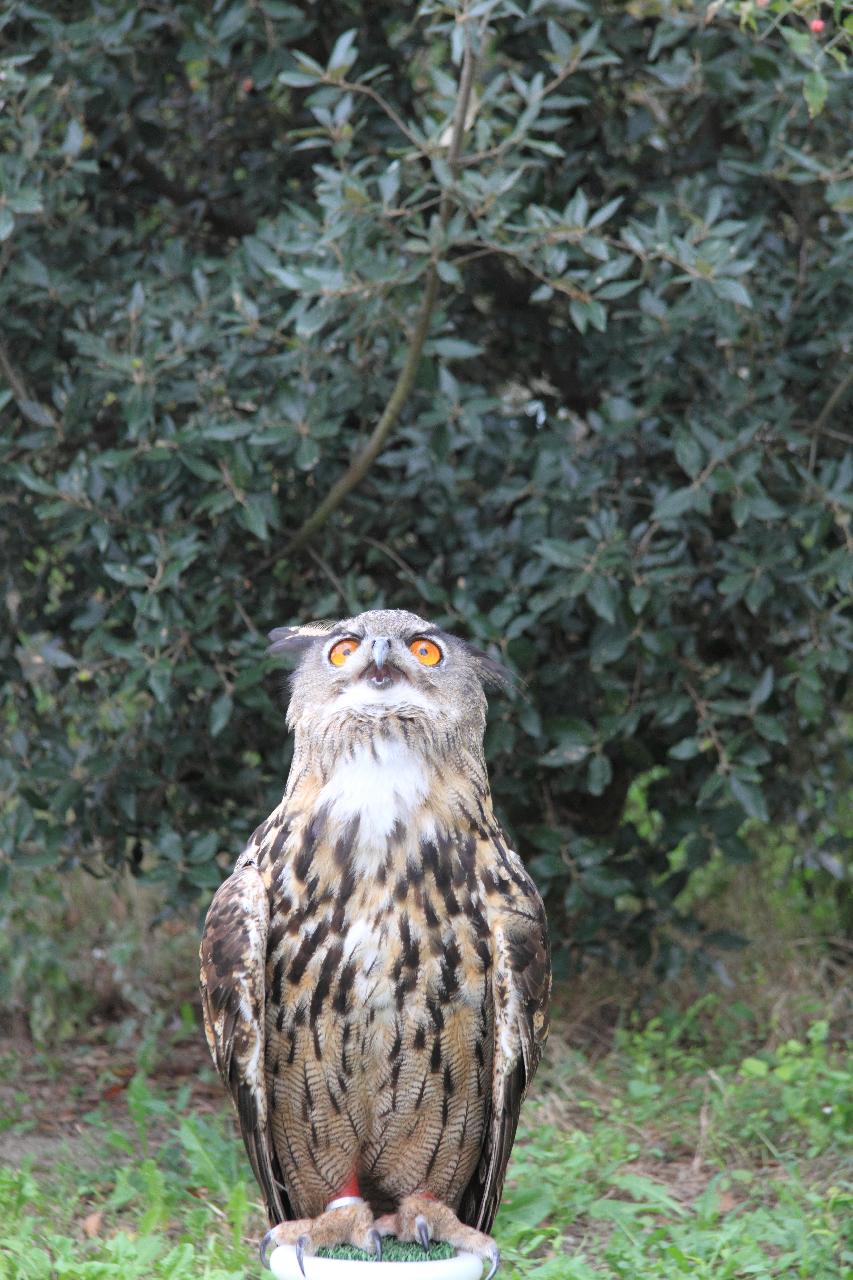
199,609,550,1278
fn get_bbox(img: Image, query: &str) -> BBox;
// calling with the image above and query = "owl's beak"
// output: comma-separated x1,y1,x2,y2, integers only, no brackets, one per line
365,636,399,688
371,637,391,672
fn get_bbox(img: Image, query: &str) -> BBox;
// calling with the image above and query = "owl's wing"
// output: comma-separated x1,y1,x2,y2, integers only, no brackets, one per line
460,840,551,1233
199,857,292,1223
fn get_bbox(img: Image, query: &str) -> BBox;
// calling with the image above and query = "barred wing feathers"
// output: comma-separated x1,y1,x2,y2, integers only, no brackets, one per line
199,858,292,1223
460,839,551,1233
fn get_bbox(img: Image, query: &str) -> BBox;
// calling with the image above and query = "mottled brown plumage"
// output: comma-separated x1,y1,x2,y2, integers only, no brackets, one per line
200,609,550,1274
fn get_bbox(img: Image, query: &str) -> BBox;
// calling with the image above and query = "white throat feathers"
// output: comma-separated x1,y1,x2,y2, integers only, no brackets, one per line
315,734,431,857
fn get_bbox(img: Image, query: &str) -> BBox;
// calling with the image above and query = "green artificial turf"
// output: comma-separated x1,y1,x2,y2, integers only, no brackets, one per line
317,1237,456,1261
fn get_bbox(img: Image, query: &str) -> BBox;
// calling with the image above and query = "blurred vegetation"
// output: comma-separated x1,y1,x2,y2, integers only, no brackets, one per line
1,0,851,972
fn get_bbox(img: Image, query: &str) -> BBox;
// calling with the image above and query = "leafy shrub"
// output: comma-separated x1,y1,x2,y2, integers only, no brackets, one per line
1,1,850,969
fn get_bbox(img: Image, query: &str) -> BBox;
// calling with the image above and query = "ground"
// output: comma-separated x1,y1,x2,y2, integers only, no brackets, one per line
1,974,850,1280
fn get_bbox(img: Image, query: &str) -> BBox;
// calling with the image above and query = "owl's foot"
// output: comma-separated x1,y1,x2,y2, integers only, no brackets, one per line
376,1193,500,1279
260,1196,382,1275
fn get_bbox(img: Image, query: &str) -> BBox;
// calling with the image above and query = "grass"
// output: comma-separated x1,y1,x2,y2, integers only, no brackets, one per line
0,1002,850,1280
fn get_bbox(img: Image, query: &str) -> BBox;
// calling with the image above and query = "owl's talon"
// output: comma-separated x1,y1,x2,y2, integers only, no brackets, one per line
295,1235,309,1277
392,1194,500,1275
368,1229,383,1261
259,1229,277,1270
416,1214,431,1252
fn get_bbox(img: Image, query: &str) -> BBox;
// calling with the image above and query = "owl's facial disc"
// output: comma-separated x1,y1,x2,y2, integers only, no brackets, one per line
281,609,493,743
323,631,447,712
326,633,408,694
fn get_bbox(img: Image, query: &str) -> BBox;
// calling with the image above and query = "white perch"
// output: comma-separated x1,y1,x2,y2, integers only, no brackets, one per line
268,1245,486,1280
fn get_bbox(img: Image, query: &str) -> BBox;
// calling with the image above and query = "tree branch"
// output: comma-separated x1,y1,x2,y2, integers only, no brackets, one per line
285,23,477,556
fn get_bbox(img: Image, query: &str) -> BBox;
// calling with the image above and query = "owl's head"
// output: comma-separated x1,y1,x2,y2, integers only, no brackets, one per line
269,608,509,756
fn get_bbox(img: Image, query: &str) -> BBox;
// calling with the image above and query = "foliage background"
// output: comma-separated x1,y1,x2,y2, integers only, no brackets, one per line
1,0,851,979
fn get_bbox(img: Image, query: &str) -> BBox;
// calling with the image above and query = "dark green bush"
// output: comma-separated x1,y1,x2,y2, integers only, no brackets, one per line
1,1,850,973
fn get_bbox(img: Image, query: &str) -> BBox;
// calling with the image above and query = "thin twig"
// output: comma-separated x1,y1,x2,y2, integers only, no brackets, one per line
234,598,260,638
808,362,853,471
461,48,585,168
285,20,477,556
683,677,730,773
809,366,845,435
363,535,421,585
306,544,352,609
333,78,427,155
0,334,58,427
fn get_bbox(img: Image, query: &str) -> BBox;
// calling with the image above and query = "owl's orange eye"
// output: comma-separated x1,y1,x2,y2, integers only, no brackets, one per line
329,637,359,666
409,637,442,666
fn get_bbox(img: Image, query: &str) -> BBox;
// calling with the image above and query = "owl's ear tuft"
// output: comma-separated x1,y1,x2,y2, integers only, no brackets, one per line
267,621,337,657
462,642,517,693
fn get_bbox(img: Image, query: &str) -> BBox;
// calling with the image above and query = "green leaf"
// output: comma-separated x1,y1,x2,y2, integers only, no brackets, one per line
569,298,607,333
590,622,630,666
754,714,787,744
431,338,483,359
653,487,697,522
748,666,774,710
585,577,618,624
541,720,595,767
712,278,753,307
279,67,321,87
240,504,269,540
200,422,253,441
295,436,320,470
729,776,769,823
148,665,172,705
378,161,400,207
437,259,462,286
587,753,612,796
804,70,828,118
8,190,42,214
674,431,703,479
795,675,824,722
581,864,632,898
588,196,624,229
546,18,573,62
103,563,150,587
62,118,85,157
12,465,56,496
209,693,233,738
328,28,358,73
0,208,14,241
536,539,585,569
37,639,76,669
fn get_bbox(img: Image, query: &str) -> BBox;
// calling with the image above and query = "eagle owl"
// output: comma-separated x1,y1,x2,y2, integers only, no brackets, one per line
199,609,550,1277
